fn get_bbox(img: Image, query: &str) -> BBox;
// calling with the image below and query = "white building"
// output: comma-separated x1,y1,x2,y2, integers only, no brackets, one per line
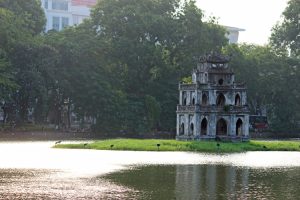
40,0,97,32
224,26,245,44
40,0,245,44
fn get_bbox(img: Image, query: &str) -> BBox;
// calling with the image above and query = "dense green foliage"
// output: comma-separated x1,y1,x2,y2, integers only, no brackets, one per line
55,139,300,152
270,0,299,58
0,0,299,134
41,0,227,134
223,44,300,131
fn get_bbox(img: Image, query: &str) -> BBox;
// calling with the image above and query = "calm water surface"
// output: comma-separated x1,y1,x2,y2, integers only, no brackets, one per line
0,141,300,199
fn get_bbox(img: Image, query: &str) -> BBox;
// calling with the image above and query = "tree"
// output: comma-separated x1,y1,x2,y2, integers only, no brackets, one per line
223,44,300,131
88,0,227,132
0,49,17,99
270,0,300,57
7,41,59,123
0,0,45,35
145,95,161,130
0,0,47,124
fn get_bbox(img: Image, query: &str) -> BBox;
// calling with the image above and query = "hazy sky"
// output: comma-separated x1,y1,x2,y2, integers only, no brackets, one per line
196,0,289,45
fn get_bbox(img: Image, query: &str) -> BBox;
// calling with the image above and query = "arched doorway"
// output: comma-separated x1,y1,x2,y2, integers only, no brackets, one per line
201,118,208,135
189,123,194,135
182,92,187,105
216,93,226,106
216,118,227,135
202,93,208,105
236,118,243,136
180,123,184,135
235,94,241,106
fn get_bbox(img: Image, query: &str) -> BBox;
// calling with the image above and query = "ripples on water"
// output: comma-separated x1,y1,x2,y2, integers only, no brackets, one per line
0,169,138,199
0,141,300,199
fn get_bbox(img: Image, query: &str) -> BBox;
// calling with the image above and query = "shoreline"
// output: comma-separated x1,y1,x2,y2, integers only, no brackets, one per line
1,130,300,141
54,139,300,153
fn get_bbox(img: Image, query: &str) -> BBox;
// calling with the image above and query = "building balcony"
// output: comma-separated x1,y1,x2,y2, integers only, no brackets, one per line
200,105,249,113
177,104,249,113
234,82,246,88
206,82,246,90
177,105,199,112
179,83,196,91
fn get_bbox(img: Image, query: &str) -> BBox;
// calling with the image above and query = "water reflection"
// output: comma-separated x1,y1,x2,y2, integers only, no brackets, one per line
0,141,300,199
105,165,300,200
175,165,250,199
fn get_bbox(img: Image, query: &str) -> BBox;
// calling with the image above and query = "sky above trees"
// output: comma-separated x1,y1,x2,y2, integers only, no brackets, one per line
196,0,289,45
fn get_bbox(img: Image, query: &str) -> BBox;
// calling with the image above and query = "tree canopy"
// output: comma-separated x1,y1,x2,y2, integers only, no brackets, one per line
270,0,300,57
0,0,299,134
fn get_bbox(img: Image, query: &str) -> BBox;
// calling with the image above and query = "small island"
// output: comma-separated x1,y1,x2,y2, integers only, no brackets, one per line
54,139,300,153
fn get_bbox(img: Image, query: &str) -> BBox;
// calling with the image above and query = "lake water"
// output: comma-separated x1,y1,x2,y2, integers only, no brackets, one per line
0,141,300,199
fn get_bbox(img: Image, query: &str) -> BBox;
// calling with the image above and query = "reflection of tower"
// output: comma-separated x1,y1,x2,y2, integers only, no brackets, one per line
225,167,236,196
174,165,250,199
176,52,250,141
206,165,217,200
175,165,203,200
240,168,249,199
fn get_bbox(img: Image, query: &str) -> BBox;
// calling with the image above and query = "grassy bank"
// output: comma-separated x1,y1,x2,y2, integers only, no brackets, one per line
54,139,300,153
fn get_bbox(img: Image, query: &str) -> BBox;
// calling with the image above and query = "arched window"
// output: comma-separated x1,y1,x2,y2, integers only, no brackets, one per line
236,118,243,136
202,93,208,105
216,118,227,135
235,94,241,106
216,93,226,106
180,123,184,135
201,118,208,135
192,98,195,105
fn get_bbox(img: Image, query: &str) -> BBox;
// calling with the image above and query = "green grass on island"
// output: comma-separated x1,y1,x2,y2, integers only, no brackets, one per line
54,139,300,153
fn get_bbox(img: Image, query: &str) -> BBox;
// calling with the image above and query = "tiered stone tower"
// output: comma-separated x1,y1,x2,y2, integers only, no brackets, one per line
176,53,249,141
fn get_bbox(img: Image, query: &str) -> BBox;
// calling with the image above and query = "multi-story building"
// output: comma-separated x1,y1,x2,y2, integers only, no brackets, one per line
176,52,249,141
40,0,97,32
224,26,245,44
40,0,245,44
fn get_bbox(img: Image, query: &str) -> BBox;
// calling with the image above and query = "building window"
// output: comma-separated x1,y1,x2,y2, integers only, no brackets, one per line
45,0,48,9
62,17,69,29
218,79,224,85
182,92,187,105
180,123,184,135
216,93,226,106
202,93,208,106
52,16,60,31
73,15,80,25
235,94,241,106
52,0,68,11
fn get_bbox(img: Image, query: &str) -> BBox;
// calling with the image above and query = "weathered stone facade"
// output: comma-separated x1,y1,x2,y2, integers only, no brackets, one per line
176,53,249,141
